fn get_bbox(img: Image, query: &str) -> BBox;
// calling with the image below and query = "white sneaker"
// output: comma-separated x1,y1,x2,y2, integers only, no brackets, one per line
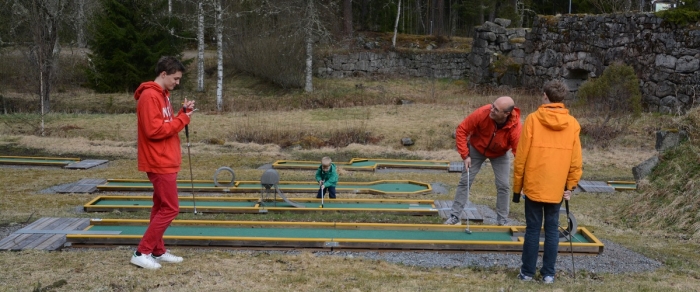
130,252,161,269
543,275,555,284
153,251,183,264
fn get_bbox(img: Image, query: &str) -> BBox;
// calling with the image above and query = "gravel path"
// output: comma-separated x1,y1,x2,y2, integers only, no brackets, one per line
0,223,661,275
318,238,662,274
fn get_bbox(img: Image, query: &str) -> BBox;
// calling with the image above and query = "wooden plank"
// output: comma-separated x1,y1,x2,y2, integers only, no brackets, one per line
0,218,61,250
21,234,59,250
64,160,109,169
12,218,69,250
34,234,66,250
578,180,615,193
12,234,45,250
22,217,54,230
9,218,91,251
0,235,27,250
448,162,465,172
0,233,26,250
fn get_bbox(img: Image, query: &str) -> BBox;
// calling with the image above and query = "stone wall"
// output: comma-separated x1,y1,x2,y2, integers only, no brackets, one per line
317,19,527,81
317,51,471,79
520,13,700,113
318,14,700,113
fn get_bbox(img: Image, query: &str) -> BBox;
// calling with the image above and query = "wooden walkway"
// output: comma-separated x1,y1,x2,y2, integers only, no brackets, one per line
55,178,107,193
64,159,109,169
0,218,91,251
578,180,615,193
434,200,483,222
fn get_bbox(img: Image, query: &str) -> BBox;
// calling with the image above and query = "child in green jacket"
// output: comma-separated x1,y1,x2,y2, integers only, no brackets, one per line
315,156,338,199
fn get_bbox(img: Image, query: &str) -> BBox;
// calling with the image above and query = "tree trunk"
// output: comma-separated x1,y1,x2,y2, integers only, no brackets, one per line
343,0,353,38
435,0,444,36
305,35,313,92
478,0,485,24
77,0,86,48
304,0,315,93
215,0,223,111
392,0,401,48
197,0,205,92
359,0,369,31
415,0,425,34
30,0,66,114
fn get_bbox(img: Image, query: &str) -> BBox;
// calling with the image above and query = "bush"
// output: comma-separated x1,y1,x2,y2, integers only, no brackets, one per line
576,62,642,147
656,0,700,26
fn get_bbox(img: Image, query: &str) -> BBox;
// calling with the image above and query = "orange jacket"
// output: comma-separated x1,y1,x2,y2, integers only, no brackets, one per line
456,104,521,160
512,103,583,203
134,81,190,174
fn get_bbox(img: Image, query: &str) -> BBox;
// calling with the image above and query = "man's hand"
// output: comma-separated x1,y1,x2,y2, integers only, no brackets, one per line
563,190,572,201
319,180,324,186
464,157,471,169
512,192,520,203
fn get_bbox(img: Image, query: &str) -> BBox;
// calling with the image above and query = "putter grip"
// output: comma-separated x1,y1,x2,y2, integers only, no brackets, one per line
512,192,520,203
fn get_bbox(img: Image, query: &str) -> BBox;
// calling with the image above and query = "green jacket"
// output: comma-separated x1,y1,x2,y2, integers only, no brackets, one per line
315,163,338,188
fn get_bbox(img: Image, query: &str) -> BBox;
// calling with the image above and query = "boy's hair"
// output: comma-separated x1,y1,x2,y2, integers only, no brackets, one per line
543,80,569,103
321,157,332,167
155,56,185,76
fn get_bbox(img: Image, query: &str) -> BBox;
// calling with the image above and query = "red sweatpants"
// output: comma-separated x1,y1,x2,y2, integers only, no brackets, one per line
137,172,179,255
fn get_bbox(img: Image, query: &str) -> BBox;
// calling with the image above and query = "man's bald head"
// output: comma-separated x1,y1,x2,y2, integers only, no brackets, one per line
494,96,514,113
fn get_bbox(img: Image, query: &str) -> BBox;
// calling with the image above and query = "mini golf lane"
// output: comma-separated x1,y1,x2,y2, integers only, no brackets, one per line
0,155,80,166
84,196,439,215
97,179,431,195
66,219,604,254
607,181,637,190
273,158,450,171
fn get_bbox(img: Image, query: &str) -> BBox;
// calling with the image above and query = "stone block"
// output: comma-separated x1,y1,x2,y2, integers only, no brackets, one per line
632,155,658,181
655,129,688,152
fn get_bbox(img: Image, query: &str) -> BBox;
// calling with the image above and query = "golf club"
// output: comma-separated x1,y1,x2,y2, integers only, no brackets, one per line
465,167,471,234
565,199,575,280
184,105,197,215
319,181,325,208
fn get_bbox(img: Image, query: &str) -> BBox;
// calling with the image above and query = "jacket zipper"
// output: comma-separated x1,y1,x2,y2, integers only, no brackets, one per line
484,126,497,156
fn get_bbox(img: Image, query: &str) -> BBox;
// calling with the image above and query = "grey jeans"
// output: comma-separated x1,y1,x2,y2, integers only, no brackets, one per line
450,144,512,224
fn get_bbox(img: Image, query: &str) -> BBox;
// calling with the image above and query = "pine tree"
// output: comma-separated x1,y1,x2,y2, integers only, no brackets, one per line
85,0,187,93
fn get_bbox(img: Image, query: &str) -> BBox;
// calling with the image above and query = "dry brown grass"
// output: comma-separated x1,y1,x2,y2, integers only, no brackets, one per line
0,75,698,291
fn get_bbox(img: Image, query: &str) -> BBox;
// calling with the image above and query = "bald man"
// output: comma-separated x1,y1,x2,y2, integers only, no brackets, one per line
444,96,522,226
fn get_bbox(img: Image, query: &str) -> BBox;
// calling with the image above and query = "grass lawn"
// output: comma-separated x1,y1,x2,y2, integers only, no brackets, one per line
0,75,698,291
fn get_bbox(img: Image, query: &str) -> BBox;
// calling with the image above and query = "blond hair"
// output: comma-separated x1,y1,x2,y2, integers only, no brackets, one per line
321,156,332,167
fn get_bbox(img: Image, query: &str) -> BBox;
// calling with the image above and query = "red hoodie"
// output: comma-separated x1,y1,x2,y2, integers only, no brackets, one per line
456,104,521,160
134,81,190,173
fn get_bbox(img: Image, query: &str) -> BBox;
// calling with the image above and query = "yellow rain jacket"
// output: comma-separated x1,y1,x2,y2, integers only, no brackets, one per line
512,103,583,203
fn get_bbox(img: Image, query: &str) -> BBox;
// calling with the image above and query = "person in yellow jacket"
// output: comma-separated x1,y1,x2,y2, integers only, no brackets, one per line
512,80,582,284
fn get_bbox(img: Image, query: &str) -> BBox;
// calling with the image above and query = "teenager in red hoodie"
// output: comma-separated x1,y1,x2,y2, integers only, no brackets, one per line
130,56,195,270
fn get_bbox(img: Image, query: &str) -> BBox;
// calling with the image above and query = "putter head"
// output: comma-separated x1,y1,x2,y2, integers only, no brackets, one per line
464,228,472,234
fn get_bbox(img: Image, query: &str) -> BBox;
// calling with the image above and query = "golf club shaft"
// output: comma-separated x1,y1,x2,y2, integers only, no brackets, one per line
565,199,575,280
466,168,470,233
184,106,197,214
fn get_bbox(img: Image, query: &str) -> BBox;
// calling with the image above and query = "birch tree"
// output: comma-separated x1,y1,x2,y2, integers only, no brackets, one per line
196,0,206,92
392,0,401,48
303,0,333,93
215,0,223,110
28,0,69,115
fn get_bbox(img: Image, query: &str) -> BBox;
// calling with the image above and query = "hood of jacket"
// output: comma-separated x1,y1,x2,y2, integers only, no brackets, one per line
134,81,165,101
535,103,570,131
